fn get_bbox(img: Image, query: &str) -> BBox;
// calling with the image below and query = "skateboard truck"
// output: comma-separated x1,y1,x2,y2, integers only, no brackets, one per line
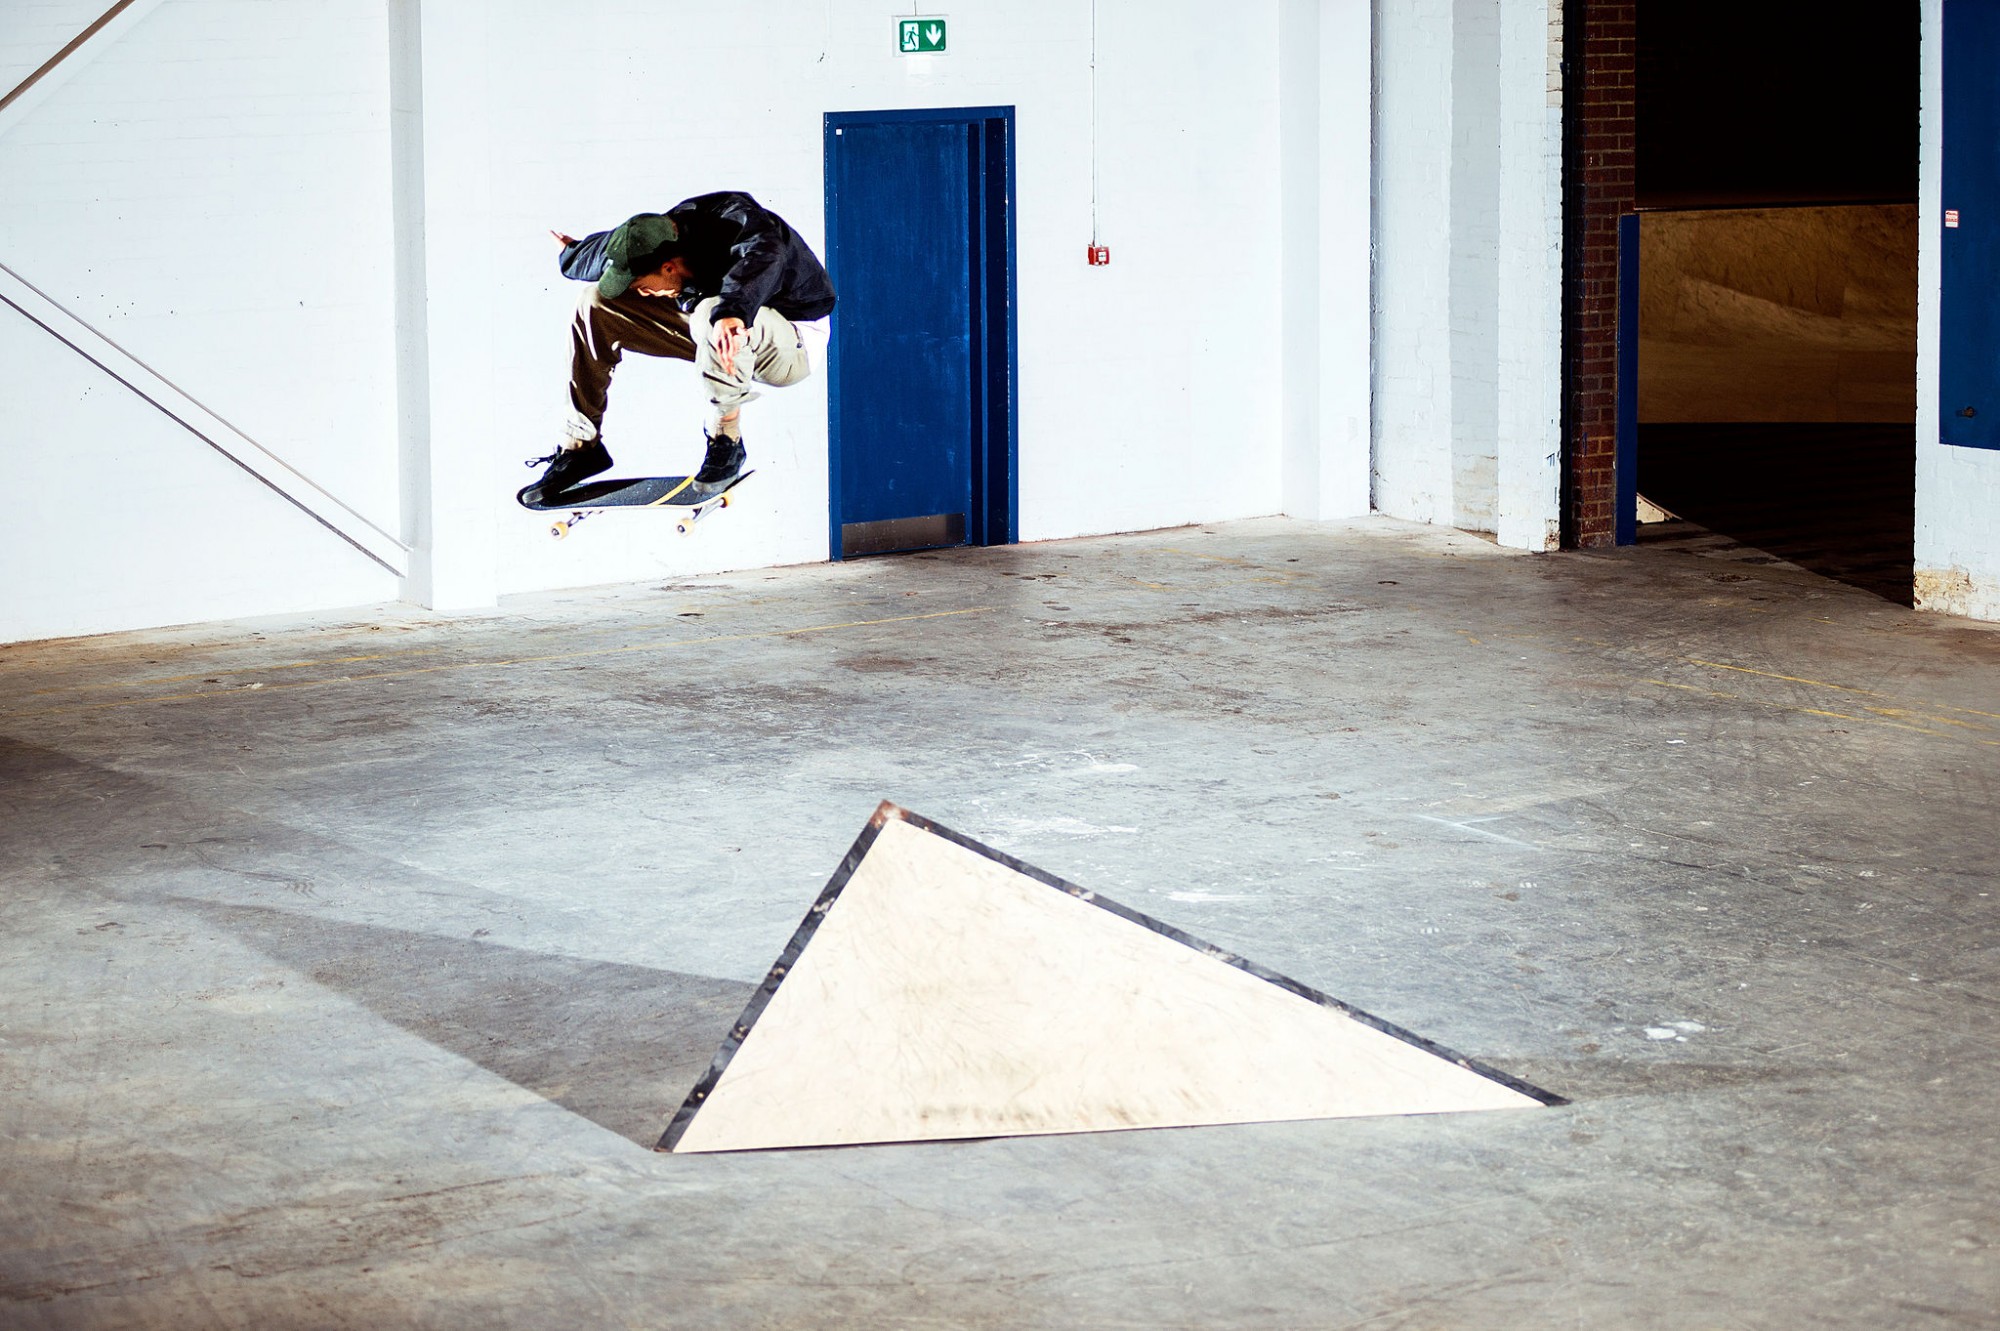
548,492,733,539
673,491,735,536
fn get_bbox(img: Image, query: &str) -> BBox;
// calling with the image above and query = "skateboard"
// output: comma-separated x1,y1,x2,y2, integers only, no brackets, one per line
516,471,754,540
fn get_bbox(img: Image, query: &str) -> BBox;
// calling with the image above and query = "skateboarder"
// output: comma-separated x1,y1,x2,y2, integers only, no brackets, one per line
524,191,837,504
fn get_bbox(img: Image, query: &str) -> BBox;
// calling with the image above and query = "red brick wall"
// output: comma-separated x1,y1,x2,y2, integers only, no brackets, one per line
1564,2,1635,547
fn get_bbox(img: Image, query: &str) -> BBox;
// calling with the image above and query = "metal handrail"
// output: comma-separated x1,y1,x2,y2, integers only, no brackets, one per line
0,261,410,577
0,0,143,118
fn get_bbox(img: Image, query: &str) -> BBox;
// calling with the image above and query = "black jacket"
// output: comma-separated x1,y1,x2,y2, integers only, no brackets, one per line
561,192,836,324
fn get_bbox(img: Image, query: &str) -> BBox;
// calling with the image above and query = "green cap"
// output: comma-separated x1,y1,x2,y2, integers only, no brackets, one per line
598,213,680,298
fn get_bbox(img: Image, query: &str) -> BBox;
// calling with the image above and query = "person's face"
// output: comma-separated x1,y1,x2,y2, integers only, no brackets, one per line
632,256,692,298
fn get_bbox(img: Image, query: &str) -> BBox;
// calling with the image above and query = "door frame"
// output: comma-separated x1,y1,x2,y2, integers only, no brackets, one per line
822,105,1019,560
1615,211,1640,545
1941,0,2000,450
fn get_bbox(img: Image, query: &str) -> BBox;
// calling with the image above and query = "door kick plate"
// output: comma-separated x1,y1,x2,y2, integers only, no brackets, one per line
841,512,967,557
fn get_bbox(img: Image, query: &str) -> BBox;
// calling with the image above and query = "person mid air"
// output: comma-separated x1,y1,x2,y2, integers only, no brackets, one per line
524,191,837,505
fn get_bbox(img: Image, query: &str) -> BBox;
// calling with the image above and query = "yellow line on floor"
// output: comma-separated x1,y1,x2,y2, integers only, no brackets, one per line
1685,657,2000,725
1640,679,1989,742
2,607,996,720
1161,547,1261,566
1159,547,1311,579
1864,706,1990,731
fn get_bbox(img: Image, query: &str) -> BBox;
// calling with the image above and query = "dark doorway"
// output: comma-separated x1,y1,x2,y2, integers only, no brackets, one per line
1637,1,1918,211
1626,1,1921,602
823,106,1017,560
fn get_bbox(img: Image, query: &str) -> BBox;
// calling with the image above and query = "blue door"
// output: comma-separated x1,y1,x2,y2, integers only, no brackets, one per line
825,108,1017,558
1942,0,2000,449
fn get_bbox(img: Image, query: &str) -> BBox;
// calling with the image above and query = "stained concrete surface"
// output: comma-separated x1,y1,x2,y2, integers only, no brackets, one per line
2,516,1997,1329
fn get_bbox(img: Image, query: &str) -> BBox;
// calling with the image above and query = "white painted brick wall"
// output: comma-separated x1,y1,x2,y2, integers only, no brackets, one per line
1373,0,1458,528
2,0,1422,639
1,0,1330,637
1494,0,1564,552
447,0,1299,600
0,0,400,643
1448,0,1502,533
1915,0,2000,621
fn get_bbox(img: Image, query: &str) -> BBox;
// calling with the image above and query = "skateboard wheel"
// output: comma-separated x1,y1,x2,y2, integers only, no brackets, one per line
719,495,731,509
676,521,691,536
550,521,569,540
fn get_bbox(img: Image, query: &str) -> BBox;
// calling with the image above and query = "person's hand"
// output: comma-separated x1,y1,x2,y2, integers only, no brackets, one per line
712,317,747,377
550,230,577,248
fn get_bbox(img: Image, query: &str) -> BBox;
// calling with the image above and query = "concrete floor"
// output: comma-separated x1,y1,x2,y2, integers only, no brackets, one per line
3,516,1997,1329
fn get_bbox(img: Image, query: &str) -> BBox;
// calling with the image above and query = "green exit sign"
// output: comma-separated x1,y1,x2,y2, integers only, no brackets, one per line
897,17,948,53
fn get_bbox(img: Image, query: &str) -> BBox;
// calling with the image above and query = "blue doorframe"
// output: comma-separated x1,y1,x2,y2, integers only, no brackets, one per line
1941,0,2000,450
823,106,1019,559
1614,212,1641,545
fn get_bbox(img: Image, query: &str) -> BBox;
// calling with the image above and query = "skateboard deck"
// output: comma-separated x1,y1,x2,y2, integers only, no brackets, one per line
517,471,754,539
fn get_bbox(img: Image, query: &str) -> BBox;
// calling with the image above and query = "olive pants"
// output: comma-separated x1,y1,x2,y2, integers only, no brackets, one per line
567,288,815,440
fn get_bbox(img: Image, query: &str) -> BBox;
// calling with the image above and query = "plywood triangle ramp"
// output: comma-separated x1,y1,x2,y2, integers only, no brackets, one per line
660,803,1561,1153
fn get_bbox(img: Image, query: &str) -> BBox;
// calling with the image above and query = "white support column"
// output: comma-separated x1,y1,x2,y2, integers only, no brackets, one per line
1372,0,1562,545
1371,0,1457,527
1318,0,1374,518
390,0,498,611
1448,0,1502,534
1279,0,1323,517
1281,0,1372,522
1493,0,1565,551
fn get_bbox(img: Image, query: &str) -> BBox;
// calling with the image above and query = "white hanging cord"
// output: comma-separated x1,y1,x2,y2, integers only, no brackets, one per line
1090,0,1100,246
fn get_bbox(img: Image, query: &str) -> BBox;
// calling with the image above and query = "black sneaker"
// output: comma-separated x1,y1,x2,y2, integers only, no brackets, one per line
694,434,746,487
520,439,612,504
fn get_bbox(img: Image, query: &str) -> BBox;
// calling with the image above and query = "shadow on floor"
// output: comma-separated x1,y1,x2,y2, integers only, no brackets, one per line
176,898,755,1148
0,737,753,1150
1638,422,1915,604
